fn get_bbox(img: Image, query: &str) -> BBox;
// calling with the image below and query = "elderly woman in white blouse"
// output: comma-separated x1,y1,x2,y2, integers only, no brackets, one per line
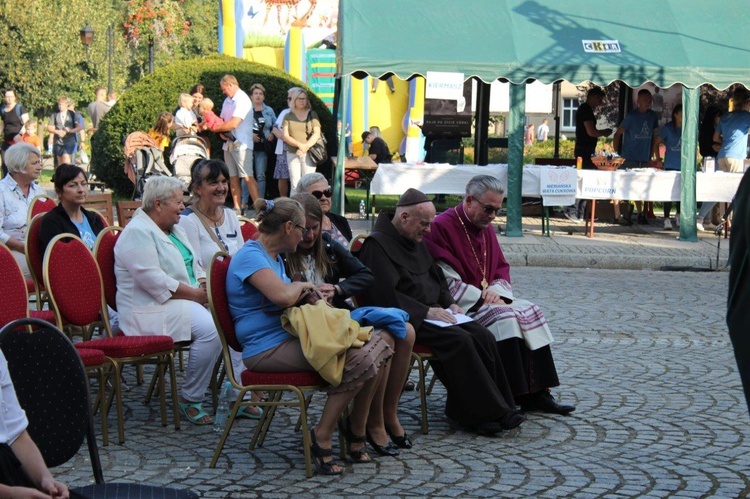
0,142,44,278
114,176,221,425
178,158,263,419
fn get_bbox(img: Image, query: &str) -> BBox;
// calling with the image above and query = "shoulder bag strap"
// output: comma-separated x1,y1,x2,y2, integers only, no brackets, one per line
305,112,313,140
190,207,226,251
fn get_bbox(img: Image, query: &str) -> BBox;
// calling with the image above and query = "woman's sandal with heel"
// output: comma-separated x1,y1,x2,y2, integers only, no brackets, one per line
337,417,371,463
309,429,343,476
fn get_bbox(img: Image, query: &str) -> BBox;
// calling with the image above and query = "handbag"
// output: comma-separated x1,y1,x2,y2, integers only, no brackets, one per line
305,113,328,166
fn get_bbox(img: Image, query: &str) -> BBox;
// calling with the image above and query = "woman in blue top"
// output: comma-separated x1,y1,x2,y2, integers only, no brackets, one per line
656,105,682,230
227,197,394,475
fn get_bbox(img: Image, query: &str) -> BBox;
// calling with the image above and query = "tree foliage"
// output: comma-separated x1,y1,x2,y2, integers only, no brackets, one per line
0,0,121,115
0,0,218,115
91,55,333,197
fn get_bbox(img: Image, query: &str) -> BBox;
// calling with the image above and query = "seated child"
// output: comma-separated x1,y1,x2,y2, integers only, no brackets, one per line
174,93,198,137
148,111,173,151
20,119,42,149
197,97,234,142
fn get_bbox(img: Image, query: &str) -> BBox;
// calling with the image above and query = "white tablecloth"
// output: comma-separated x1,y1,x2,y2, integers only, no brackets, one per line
370,164,743,203
578,169,740,202
371,164,550,196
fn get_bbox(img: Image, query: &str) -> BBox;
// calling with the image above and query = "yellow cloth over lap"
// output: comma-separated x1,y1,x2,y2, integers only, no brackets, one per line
281,301,374,386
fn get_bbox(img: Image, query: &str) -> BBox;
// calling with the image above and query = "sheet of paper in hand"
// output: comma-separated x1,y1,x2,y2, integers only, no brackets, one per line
424,309,474,328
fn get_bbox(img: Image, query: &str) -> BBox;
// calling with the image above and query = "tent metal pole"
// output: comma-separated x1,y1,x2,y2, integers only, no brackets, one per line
474,79,491,165
332,75,350,216
506,82,525,237
678,86,699,242
553,81,561,159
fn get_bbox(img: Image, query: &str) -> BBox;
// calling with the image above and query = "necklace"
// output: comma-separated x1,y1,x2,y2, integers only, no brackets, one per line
194,204,224,226
454,207,488,289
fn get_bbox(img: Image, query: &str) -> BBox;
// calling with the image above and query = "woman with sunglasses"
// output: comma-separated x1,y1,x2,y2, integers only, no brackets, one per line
288,192,415,456
178,158,264,420
298,172,351,247
226,197,394,475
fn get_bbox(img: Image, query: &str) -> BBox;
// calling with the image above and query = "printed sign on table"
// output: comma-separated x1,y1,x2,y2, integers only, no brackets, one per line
580,174,618,199
540,168,576,206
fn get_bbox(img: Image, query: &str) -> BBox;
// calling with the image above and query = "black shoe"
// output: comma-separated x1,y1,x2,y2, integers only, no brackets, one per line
337,417,372,463
385,425,413,449
498,410,525,430
309,429,342,476
366,431,400,456
402,380,416,392
463,420,503,436
615,215,633,226
521,390,576,415
637,212,649,225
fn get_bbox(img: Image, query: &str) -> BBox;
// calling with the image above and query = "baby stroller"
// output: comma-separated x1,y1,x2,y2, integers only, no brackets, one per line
123,131,173,200
170,135,209,187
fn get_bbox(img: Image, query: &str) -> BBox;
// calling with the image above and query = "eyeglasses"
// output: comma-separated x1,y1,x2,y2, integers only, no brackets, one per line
29,160,42,166
474,198,501,215
295,224,310,237
311,188,332,200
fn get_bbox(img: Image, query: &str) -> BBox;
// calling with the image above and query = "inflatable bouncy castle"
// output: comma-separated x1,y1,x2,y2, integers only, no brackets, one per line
217,0,425,161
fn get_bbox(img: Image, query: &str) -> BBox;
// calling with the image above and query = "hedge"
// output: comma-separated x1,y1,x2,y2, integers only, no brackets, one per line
91,54,333,197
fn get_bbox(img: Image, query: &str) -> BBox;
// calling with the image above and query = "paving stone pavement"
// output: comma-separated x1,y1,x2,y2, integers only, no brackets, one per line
54,267,749,497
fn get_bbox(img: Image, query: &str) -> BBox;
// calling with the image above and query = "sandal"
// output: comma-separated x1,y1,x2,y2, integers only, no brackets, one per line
309,429,343,476
338,417,371,463
235,405,263,420
178,400,213,425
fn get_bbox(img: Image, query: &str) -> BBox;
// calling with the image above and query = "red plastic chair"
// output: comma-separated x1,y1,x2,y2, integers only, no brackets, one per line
92,226,121,313
349,233,368,255
0,242,54,326
410,343,438,434
27,195,56,221
238,215,259,241
25,214,48,307
207,252,325,477
0,242,112,444
44,234,180,444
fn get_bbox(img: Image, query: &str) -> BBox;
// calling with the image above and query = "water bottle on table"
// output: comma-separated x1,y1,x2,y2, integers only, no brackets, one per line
213,381,234,434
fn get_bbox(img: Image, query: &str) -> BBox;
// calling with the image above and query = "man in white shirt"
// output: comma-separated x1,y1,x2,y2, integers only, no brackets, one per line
537,119,549,142
212,74,259,214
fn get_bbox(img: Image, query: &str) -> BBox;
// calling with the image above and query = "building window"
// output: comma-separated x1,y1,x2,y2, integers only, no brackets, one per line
562,98,579,130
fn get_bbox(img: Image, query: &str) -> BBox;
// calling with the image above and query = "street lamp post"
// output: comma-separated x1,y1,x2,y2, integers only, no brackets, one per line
80,22,116,94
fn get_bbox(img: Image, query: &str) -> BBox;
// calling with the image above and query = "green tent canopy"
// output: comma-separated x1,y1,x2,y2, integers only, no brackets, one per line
334,0,750,241
338,0,750,90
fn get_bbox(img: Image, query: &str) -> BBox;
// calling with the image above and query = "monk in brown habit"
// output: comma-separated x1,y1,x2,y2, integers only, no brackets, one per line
358,188,525,435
